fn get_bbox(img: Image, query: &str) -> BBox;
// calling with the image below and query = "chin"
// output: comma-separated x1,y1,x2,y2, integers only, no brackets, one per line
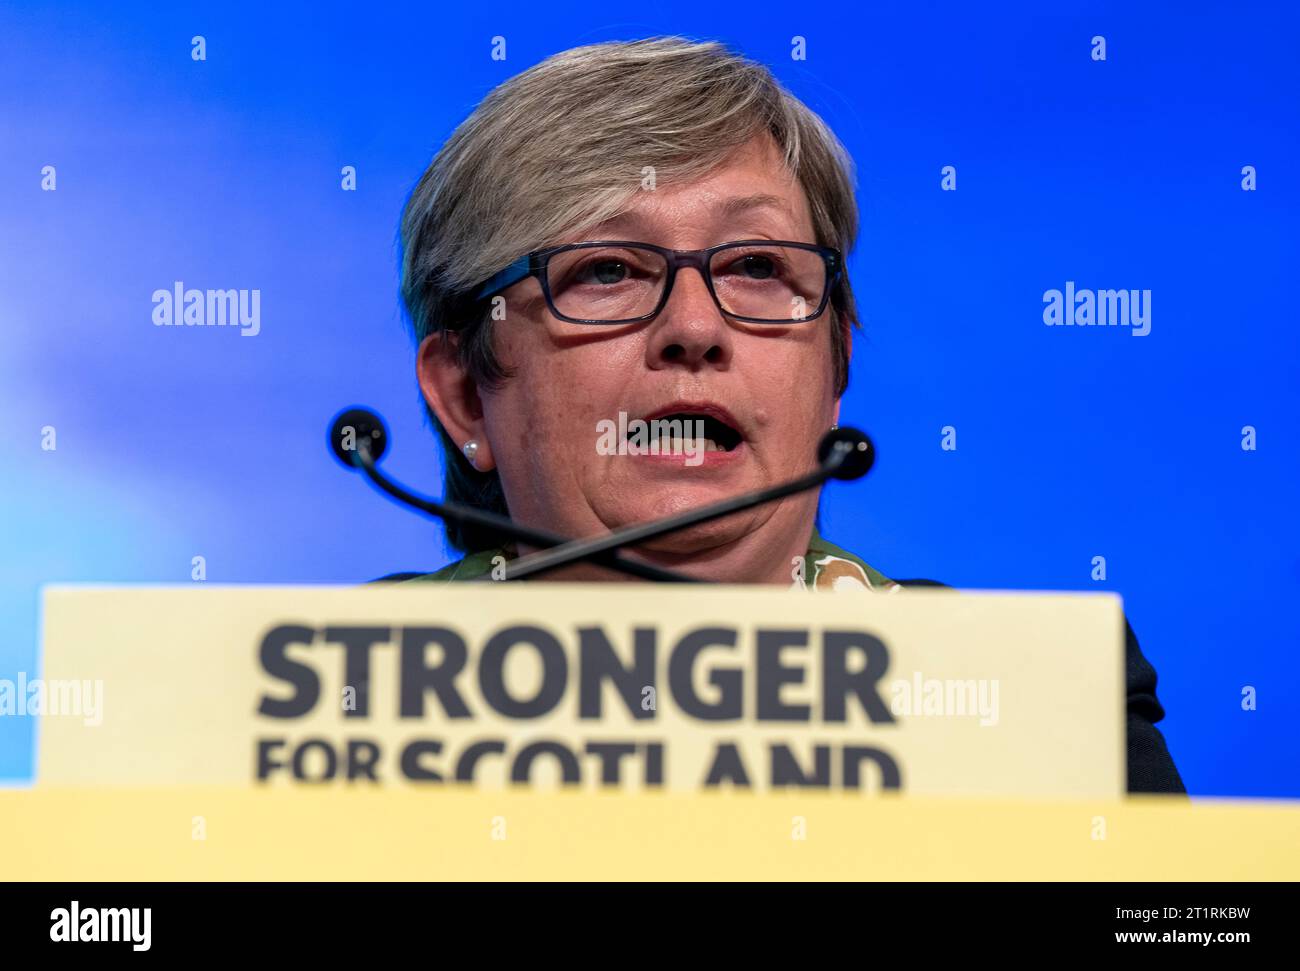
625,510,761,560
616,481,748,521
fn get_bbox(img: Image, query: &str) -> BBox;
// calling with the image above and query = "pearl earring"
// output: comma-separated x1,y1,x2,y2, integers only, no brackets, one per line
462,440,479,467
830,423,839,432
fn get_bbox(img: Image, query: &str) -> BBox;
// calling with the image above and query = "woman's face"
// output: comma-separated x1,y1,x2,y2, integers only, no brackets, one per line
421,135,843,583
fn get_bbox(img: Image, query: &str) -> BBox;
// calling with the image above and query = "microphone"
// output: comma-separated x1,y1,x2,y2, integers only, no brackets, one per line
329,407,697,584
498,426,875,582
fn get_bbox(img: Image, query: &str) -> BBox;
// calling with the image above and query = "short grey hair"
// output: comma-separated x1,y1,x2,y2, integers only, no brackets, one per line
400,36,861,552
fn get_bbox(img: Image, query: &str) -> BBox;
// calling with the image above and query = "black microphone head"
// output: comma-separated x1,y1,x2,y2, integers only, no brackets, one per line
329,407,389,469
817,426,874,480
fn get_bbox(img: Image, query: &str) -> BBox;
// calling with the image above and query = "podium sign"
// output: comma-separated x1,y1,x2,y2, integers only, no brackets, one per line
38,584,1125,797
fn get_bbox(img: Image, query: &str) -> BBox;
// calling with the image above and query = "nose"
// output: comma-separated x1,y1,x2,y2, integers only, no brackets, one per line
645,264,734,372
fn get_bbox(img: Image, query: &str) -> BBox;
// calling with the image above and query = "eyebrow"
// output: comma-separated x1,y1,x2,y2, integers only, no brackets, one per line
715,193,794,219
587,193,796,238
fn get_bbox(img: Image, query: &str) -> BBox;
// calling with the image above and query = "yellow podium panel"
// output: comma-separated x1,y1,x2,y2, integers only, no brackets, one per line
1,787,1296,881
38,584,1126,798
25,583,1281,883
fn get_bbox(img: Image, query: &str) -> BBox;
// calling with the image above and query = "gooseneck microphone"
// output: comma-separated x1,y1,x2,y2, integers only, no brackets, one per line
496,426,875,582
329,407,697,584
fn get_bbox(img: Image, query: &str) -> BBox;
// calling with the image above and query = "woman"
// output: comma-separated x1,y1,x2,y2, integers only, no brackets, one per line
394,37,1183,792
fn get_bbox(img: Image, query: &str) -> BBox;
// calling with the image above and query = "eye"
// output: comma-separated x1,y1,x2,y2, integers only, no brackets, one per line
739,254,776,280
577,260,628,285
716,251,786,282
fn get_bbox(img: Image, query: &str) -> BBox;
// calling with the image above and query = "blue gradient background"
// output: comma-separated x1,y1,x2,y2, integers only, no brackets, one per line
1,2,1296,796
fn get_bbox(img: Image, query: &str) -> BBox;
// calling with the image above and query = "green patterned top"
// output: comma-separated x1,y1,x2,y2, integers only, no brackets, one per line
401,528,898,591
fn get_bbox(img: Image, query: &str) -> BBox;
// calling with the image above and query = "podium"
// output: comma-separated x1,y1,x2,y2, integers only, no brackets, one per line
6,583,1297,880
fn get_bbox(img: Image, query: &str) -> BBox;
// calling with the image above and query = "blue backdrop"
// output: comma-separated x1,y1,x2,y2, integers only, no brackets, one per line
1,1,1296,796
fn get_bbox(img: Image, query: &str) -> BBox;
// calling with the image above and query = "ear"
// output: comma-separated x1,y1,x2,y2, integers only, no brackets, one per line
417,332,497,472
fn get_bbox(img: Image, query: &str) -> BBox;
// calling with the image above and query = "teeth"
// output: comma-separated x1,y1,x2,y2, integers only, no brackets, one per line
687,438,725,452
637,432,726,452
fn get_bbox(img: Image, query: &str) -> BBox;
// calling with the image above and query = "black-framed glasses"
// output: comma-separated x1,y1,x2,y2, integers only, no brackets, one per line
472,240,843,325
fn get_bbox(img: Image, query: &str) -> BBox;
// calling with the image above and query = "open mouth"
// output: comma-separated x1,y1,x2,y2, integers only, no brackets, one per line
633,409,744,454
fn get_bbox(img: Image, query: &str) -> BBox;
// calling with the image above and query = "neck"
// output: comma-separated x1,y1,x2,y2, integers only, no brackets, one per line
523,514,816,585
